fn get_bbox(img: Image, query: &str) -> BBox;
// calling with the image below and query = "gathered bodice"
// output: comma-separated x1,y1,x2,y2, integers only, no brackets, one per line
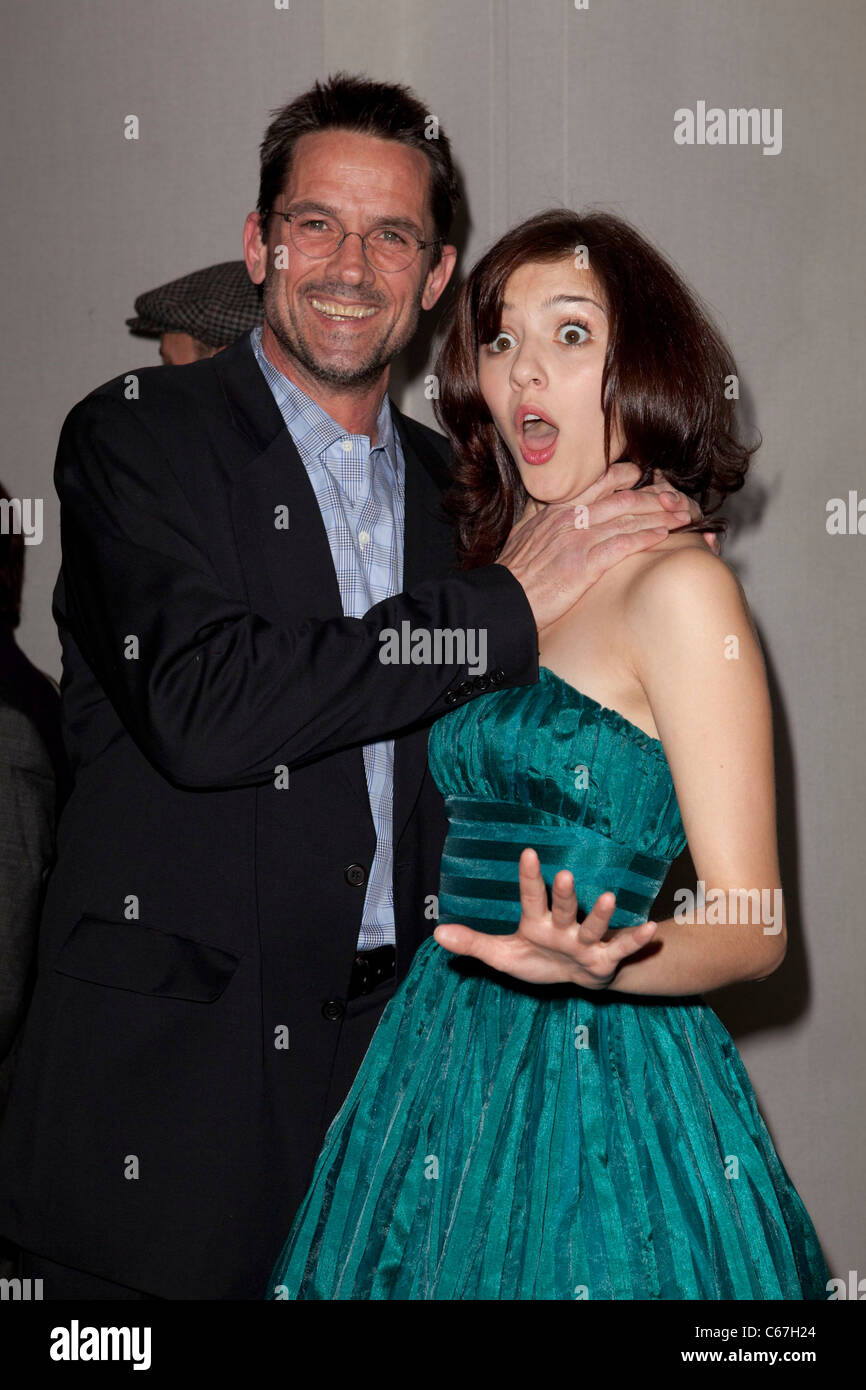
427,666,687,934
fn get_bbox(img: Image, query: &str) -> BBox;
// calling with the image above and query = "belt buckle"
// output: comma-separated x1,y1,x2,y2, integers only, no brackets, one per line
350,945,396,999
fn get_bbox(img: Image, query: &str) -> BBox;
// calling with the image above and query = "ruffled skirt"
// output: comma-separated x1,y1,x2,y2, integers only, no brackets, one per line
267,936,830,1300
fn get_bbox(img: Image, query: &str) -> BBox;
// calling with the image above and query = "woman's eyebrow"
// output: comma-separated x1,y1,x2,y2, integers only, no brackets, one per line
501,294,606,314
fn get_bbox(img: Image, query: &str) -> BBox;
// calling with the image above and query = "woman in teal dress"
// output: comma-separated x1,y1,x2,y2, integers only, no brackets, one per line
267,209,830,1300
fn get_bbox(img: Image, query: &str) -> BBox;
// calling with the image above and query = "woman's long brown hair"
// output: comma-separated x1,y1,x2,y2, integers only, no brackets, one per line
433,209,756,568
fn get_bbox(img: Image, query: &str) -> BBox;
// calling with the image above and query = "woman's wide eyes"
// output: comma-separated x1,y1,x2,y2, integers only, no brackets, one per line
487,322,590,352
556,322,590,346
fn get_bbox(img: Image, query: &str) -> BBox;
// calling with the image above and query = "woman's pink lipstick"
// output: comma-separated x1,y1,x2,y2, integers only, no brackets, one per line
514,404,560,466
518,435,559,466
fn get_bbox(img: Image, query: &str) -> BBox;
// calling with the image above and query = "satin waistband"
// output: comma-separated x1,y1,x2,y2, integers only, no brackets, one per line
438,797,673,935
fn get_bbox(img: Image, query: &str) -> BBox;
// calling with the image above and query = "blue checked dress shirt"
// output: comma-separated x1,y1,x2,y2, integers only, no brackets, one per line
251,326,404,950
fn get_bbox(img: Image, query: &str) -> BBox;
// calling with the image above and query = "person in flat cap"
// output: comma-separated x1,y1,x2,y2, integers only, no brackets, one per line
126,259,263,364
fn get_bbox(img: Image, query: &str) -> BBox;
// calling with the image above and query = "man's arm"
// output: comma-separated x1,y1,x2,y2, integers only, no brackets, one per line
56,392,539,789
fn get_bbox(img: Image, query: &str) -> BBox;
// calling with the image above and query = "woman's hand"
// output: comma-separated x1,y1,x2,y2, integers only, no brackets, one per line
433,847,659,988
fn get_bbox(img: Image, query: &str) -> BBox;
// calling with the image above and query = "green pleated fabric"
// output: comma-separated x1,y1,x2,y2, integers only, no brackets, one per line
267,667,830,1300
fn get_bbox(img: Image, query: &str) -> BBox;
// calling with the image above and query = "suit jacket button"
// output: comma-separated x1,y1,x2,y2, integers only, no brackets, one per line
345,863,366,887
474,674,490,692
322,999,345,1022
457,680,473,698
444,688,458,705
489,668,505,686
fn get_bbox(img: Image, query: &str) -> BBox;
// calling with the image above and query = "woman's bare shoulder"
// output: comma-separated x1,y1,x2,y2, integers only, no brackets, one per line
618,532,738,590
619,534,755,646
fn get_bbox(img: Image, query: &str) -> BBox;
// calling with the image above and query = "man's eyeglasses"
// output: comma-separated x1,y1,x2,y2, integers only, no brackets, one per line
267,208,442,273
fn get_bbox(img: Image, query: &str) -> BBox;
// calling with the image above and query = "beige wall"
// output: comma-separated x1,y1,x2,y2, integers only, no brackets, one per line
3,0,863,1282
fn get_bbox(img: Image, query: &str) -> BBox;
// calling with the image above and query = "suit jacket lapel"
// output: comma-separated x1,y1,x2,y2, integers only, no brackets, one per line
217,336,370,824
214,336,459,852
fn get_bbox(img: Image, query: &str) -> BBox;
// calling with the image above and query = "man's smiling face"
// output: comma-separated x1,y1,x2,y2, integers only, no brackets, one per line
244,128,455,394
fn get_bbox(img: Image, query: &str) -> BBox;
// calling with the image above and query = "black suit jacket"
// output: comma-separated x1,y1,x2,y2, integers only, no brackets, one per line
0,332,538,1297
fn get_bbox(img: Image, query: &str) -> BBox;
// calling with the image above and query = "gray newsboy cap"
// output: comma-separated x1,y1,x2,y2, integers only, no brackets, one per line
126,260,263,347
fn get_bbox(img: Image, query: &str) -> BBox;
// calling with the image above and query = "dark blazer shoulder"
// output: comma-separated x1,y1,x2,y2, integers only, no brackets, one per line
59,334,286,471
69,343,235,423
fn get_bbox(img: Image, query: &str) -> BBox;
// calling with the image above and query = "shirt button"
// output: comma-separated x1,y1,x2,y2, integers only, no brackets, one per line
340,439,352,452
358,530,370,547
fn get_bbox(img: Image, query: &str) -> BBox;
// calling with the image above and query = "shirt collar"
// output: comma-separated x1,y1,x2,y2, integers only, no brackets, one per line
250,325,399,470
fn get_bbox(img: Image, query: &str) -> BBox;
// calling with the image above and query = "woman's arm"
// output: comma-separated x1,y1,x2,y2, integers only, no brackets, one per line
434,544,788,994
608,545,787,995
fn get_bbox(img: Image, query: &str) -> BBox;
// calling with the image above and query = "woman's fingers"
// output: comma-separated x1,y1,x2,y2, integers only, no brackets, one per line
434,924,533,979
517,847,551,924
550,867,579,930
434,867,659,989
606,919,659,964
433,922,488,957
578,890,617,943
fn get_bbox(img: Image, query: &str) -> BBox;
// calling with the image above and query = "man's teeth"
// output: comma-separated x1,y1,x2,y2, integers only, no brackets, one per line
311,297,377,319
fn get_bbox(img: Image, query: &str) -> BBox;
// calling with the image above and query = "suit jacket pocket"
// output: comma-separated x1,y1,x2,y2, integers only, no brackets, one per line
53,916,242,1002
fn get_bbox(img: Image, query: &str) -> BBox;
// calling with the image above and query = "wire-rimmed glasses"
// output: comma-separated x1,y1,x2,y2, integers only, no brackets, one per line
268,208,442,272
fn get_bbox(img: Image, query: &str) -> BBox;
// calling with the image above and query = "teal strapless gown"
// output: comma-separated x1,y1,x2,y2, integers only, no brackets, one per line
267,667,830,1300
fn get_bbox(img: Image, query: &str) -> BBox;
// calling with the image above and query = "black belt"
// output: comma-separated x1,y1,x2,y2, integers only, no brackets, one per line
347,944,396,1000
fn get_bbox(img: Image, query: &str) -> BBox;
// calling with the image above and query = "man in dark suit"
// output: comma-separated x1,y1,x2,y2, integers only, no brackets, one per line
0,74,699,1299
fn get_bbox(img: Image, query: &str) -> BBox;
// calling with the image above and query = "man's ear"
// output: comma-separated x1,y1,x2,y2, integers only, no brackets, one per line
421,243,458,312
243,211,269,285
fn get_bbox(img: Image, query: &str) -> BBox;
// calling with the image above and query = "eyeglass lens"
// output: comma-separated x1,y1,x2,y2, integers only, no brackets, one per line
287,213,419,270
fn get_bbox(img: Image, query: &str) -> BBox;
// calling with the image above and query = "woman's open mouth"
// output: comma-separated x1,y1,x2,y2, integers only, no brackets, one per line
515,407,559,466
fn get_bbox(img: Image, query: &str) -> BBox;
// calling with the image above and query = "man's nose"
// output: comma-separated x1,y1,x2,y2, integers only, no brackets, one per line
328,231,374,284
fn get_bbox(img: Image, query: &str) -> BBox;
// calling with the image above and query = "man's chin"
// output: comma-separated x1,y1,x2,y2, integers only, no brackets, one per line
303,356,389,391
270,326,389,390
